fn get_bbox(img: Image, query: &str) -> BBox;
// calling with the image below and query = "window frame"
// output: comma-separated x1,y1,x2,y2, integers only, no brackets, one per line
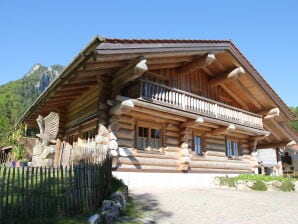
193,134,203,156
136,120,163,151
226,137,241,158
190,131,204,156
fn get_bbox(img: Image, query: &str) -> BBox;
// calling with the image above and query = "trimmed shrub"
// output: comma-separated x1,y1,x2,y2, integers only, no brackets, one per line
251,180,268,191
218,176,236,188
280,180,294,192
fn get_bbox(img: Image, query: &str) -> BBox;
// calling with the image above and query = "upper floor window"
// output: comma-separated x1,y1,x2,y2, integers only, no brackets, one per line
82,128,97,142
226,138,240,158
136,121,162,150
68,135,78,146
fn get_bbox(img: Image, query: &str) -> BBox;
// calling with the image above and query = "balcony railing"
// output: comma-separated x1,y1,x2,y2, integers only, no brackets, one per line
140,79,263,129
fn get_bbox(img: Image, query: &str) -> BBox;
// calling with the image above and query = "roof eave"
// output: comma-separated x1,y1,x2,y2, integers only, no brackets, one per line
17,35,104,126
227,43,295,121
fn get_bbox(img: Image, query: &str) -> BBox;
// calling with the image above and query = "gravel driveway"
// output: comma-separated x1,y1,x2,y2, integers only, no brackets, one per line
114,172,298,224
129,186,298,224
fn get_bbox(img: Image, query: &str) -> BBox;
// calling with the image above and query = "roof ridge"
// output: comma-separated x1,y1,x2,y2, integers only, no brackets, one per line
101,37,231,44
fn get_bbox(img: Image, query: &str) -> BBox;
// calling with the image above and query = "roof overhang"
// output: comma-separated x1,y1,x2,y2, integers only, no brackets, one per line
17,36,296,145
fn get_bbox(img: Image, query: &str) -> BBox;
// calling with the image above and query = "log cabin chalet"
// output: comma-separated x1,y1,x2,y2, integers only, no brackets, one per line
19,36,298,174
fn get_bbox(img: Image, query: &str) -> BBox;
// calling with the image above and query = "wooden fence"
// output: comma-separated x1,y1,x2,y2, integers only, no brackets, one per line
0,157,112,221
59,141,108,167
0,152,11,165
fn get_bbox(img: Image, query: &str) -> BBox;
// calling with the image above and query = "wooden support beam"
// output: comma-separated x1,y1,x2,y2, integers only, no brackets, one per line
259,107,280,116
250,133,270,142
257,140,296,149
263,123,283,142
260,107,280,120
132,106,188,122
76,68,116,77
287,140,296,147
209,67,245,87
211,124,235,136
109,100,134,116
112,59,148,86
177,53,216,75
271,119,293,140
235,80,263,110
220,84,250,110
144,71,169,81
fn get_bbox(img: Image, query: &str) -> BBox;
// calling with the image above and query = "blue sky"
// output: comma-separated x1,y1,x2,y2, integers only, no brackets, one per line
0,0,297,106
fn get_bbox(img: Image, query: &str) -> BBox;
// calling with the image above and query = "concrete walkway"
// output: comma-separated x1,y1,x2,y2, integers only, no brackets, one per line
114,172,298,224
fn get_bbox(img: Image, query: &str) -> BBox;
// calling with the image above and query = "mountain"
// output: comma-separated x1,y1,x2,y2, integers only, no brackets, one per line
0,64,64,145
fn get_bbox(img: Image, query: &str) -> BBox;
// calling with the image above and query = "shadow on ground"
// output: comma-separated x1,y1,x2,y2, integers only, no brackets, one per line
117,192,172,224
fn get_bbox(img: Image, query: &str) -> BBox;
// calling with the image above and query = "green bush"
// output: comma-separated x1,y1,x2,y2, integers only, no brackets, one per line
251,180,267,191
280,180,294,192
218,176,236,188
111,176,126,193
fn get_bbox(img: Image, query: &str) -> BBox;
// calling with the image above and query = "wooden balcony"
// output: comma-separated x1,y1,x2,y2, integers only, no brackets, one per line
139,79,263,129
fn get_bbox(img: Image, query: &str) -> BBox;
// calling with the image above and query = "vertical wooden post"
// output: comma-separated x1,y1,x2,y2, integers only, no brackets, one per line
276,147,283,175
54,138,62,167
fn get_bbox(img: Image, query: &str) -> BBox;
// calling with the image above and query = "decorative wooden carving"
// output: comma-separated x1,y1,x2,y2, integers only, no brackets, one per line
36,112,59,146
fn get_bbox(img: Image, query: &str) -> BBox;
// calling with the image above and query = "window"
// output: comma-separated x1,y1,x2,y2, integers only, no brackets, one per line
226,138,240,158
68,135,78,145
136,122,161,150
193,135,203,155
82,128,97,142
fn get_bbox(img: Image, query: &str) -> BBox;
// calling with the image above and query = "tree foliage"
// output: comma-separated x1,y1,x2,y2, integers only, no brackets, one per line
0,64,63,146
289,106,298,133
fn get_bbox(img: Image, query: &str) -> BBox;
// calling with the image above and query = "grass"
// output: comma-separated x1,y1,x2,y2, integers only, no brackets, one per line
115,197,143,224
217,174,296,191
233,173,294,182
0,164,111,222
111,176,127,193
5,215,90,224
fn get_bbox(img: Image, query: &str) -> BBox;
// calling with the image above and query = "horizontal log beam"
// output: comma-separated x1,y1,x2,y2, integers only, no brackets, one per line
109,100,134,116
144,71,169,81
260,107,280,120
189,160,250,170
256,140,296,149
112,59,148,86
177,53,216,75
209,67,245,87
211,124,235,136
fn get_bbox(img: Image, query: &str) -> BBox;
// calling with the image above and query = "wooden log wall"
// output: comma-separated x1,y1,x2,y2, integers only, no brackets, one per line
65,85,100,129
114,109,253,173
148,68,242,109
115,112,183,171
188,133,252,173
63,77,111,142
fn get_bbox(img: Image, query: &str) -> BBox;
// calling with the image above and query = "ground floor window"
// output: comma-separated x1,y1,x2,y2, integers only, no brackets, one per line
193,135,203,155
226,138,240,157
136,121,162,150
